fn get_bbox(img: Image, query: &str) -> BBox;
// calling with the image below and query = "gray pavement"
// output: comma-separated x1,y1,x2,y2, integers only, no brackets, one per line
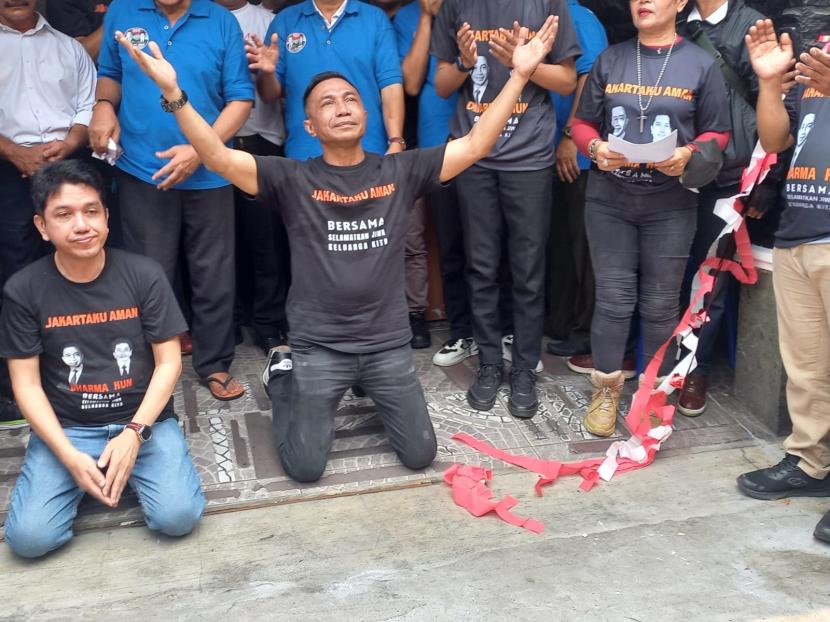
1,441,829,621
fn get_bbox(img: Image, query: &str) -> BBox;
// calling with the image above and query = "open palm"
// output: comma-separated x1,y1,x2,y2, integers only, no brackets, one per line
746,19,794,80
512,16,558,80
116,32,179,95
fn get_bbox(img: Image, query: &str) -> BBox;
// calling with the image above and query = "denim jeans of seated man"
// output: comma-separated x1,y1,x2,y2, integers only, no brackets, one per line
5,418,205,558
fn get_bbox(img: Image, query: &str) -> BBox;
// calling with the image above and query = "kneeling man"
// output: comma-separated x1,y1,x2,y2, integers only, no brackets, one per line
0,161,204,558
117,17,558,482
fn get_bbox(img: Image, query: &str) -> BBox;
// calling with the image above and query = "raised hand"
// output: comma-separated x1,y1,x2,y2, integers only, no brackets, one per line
511,16,558,80
456,22,477,69
795,46,830,96
246,32,279,74
116,31,180,98
745,19,794,81
490,21,522,69
419,0,442,18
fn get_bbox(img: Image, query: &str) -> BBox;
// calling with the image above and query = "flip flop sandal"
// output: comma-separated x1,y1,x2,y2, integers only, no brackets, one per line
200,374,245,401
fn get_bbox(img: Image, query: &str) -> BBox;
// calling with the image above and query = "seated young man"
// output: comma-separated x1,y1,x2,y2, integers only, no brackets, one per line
0,161,204,558
116,17,558,482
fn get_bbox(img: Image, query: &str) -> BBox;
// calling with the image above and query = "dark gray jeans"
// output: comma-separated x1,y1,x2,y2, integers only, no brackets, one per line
268,343,437,483
585,171,697,374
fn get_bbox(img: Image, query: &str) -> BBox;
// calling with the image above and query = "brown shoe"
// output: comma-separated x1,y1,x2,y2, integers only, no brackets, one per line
677,372,707,417
584,370,625,437
180,332,193,356
567,354,637,380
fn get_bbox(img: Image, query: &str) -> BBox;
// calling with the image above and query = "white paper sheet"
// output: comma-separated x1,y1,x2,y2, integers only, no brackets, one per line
607,130,678,164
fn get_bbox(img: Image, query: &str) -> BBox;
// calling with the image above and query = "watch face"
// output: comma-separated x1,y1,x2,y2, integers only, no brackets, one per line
139,426,153,442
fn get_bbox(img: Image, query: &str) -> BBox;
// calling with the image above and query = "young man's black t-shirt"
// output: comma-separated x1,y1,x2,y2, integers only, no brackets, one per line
254,145,446,353
430,0,581,172
46,0,111,38
577,37,731,192
778,83,830,247
0,249,187,427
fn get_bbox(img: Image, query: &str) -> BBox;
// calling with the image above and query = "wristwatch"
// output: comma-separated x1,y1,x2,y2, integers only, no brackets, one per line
455,57,475,72
562,125,573,139
387,137,406,149
126,422,153,444
160,89,188,113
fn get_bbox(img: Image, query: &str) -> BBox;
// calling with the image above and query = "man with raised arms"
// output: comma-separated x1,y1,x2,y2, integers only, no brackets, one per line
115,17,557,482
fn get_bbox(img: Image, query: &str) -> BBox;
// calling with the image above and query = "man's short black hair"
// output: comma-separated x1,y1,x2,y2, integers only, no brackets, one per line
30,160,105,216
302,71,360,114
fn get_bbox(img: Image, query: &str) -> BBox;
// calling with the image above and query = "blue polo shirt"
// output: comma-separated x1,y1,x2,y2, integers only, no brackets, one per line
98,0,254,189
266,0,402,160
550,0,607,171
393,2,456,149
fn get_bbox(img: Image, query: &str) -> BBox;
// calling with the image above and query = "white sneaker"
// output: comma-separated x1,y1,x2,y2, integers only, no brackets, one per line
502,334,544,373
261,348,293,389
432,337,478,367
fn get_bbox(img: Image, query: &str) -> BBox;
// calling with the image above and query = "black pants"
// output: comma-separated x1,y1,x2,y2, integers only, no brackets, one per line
0,161,48,398
455,165,553,369
268,343,437,483
546,169,594,341
680,182,741,377
233,135,290,339
116,171,235,377
586,171,696,373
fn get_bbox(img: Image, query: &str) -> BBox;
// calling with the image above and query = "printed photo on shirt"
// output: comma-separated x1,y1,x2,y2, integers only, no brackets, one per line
471,56,490,104
62,343,85,387
650,114,673,142
611,105,629,139
792,112,816,166
112,338,134,378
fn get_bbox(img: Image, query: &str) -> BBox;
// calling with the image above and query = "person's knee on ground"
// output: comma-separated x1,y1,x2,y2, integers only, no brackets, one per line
4,511,73,559
396,429,438,471
143,491,205,537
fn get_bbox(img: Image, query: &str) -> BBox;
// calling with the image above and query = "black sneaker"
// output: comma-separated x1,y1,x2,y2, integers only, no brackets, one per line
261,348,293,389
467,364,503,411
507,368,539,419
409,313,431,349
256,331,289,356
815,510,830,544
736,454,830,500
0,399,27,430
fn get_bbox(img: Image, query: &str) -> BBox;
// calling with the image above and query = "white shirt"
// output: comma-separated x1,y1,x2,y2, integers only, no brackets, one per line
0,14,96,147
688,2,729,25
313,0,348,31
231,2,285,146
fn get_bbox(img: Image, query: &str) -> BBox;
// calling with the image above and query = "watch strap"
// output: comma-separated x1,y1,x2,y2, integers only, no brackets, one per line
160,90,188,113
126,422,151,443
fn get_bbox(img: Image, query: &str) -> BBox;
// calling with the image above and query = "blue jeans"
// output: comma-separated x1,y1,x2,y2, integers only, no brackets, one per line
269,343,438,483
5,418,205,558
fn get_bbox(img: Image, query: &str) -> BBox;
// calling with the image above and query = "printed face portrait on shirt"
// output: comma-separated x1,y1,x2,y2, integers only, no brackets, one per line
62,344,84,384
793,112,817,164
112,339,133,375
611,106,629,138
651,114,673,142
471,55,490,104
303,77,368,148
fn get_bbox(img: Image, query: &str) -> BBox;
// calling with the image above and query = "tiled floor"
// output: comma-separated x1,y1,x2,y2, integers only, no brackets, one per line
0,324,764,534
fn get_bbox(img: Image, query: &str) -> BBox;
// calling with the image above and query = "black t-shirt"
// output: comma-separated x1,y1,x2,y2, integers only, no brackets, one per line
778,84,830,248
254,146,446,353
0,249,187,427
46,0,111,38
430,0,581,172
577,37,731,193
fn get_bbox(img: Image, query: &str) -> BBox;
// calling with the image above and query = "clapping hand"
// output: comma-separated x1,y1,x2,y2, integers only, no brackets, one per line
246,33,279,74
456,22,477,69
511,16,558,80
746,19,795,82
795,45,830,96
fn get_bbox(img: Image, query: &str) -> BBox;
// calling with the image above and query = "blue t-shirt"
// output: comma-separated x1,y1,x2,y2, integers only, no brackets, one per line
550,0,607,171
393,1,456,149
267,0,402,160
98,0,254,189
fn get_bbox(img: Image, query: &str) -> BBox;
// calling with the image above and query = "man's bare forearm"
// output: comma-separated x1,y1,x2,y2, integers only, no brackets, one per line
381,83,405,139
64,124,89,153
530,59,576,95
256,71,282,104
0,134,18,160
402,13,433,96
211,100,253,142
131,340,181,427
435,60,469,98
77,26,103,62
95,76,122,108
756,77,794,153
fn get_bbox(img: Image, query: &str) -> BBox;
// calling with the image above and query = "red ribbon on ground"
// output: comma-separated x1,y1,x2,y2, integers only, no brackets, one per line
444,149,777,532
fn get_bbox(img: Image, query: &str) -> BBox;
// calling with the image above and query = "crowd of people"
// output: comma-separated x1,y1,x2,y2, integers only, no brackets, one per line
1,0,830,556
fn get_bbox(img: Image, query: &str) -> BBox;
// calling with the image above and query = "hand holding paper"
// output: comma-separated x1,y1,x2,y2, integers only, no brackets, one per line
608,130,678,164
